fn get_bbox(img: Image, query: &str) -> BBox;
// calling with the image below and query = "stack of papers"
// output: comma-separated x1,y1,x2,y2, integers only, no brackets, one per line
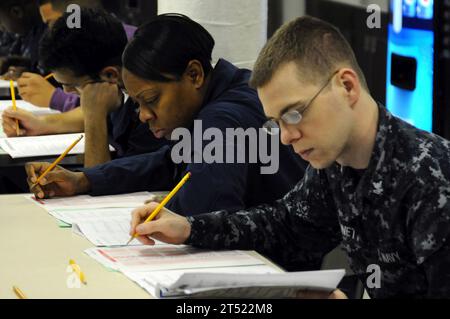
85,244,345,298
123,265,282,298
158,269,346,298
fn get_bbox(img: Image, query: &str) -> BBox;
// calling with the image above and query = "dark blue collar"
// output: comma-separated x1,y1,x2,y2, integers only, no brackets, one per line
200,59,240,109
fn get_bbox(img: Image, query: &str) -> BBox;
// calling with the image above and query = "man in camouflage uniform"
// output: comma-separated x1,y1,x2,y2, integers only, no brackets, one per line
129,16,450,298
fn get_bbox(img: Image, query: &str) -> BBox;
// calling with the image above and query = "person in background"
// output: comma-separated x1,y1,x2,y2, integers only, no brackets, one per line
17,0,129,111
0,0,46,78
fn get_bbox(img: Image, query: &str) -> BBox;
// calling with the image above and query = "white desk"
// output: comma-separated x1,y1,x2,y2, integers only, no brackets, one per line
0,194,151,299
0,194,280,299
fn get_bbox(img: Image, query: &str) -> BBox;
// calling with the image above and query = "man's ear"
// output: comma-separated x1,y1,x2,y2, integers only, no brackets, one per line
99,66,120,84
184,60,205,89
339,68,360,106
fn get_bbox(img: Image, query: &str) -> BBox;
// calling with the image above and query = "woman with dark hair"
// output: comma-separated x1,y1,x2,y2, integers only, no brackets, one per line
121,13,216,140
26,14,307,217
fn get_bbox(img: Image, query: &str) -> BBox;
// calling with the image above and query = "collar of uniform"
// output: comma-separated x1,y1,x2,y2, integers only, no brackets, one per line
199,59,238,111
356,103,397,203
108,94,139,141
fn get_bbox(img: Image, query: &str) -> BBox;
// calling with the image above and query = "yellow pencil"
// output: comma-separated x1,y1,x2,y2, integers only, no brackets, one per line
12,286,27,299
44,73,54,80
126,172,192,245
69,259,87,285
9,80,19,136
32,135,84,188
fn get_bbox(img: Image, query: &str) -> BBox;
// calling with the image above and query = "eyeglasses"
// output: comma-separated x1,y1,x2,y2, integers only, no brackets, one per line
263,70,339,135
60,74,103,93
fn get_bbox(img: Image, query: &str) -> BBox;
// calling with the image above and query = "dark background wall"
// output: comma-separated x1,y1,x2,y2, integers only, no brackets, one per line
101,0,157,26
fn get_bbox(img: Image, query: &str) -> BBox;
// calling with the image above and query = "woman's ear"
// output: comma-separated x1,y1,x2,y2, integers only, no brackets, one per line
184,60,205,89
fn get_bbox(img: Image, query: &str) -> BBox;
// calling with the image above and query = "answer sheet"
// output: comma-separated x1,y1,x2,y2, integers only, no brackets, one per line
49,207,133,225
72,214,142,247
27,191,159,211
85,246,265,272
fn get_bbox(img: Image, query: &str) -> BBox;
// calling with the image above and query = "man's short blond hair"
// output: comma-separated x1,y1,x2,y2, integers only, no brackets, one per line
250,16,368,91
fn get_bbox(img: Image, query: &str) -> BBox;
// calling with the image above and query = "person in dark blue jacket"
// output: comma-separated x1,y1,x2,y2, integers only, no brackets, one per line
25,14,307,216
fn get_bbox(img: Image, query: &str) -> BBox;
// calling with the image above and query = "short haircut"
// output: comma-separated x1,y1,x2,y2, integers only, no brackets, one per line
39,7,127,77
250,16,368,91
123,13,215,82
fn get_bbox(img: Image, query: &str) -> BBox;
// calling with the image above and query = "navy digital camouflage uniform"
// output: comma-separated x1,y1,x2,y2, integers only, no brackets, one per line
186,104,450,298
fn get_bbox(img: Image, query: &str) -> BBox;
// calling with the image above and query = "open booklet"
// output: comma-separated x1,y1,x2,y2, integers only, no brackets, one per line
0,100,60,116
154,269,346,298
122,267,345,299
0,133,102,158
0,79,16,89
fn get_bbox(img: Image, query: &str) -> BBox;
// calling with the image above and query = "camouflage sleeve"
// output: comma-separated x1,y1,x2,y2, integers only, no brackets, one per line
186,166,342,271
421,241,450,297
407,181,450,297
